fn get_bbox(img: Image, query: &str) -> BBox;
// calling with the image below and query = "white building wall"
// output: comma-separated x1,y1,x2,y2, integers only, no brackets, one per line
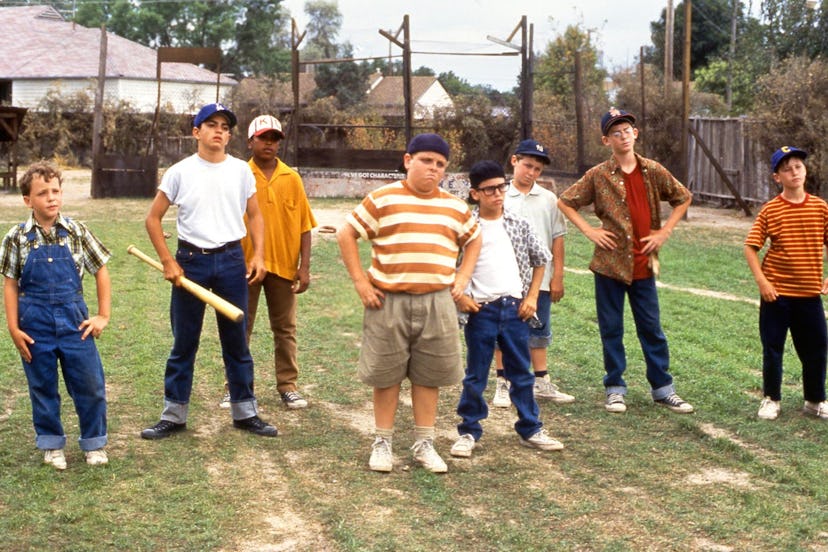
415,83,454,119
12,78,233,113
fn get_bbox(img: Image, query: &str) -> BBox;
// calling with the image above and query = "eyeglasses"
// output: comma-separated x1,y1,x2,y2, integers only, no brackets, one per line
476,183,509,196
610,127,635,139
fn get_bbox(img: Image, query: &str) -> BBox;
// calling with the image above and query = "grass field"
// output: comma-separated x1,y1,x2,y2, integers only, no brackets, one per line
0,192,827,551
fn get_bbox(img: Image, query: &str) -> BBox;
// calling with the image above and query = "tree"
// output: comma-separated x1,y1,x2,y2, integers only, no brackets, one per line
534,24,606,100
762,0,828,60
72,0,291,78
302,1,369,109
749,56,828,197
644,0,740,80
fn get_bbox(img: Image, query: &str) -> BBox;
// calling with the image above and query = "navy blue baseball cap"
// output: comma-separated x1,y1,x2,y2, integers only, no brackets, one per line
193,103,237,129
407,133,450,160
469,160,506,188
771,146,807,172
601,107,636,136
513,139,551,164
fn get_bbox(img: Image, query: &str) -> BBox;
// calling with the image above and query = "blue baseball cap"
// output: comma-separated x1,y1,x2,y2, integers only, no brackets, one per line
193,103,237,129
407,133,450,160
771,146,807,172
513,139,551,164
601,107,636,136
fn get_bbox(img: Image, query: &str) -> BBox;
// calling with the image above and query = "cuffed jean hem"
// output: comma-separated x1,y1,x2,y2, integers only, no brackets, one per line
231,399,258,420
650,384,676,401
605,385,627,396
36,434,67,450
161,400,189,424
79,435,108,452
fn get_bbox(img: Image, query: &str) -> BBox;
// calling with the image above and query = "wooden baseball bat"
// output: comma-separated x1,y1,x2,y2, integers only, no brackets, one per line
127,244,245,323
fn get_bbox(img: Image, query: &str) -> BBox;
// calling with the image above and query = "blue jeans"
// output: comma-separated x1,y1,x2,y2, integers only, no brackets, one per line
457,297,542,440
594,273,674,400
528,290,552,349
162,244,257,422
760,296,827,403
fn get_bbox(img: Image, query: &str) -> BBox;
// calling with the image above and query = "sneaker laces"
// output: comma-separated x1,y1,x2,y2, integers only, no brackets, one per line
661,394,686,407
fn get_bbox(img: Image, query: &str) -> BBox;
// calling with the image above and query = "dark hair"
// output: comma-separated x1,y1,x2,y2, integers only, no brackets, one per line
19,161,62,196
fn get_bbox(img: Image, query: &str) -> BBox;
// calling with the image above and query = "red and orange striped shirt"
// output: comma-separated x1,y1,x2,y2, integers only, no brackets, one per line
346,180,480,294
745,193,828,297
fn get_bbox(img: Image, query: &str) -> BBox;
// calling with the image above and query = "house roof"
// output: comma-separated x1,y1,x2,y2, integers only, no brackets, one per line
235,73,316,109
0,6,235,84
365,75,442,109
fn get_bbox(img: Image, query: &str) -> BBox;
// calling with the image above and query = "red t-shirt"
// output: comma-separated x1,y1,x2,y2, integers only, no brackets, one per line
623,165,653,280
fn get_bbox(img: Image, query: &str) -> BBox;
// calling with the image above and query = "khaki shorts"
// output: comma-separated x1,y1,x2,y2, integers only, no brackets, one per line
357,289,463,388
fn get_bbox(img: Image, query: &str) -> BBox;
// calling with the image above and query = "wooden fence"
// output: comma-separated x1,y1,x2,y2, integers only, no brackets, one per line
687,117,773,208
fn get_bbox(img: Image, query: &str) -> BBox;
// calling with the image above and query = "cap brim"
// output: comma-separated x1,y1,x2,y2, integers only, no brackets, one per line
602,115,636,135
253,128,284,138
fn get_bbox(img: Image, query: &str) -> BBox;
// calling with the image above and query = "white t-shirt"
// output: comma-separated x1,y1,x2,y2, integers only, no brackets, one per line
159,154,256,249
504,182,567,292
467,217,522,303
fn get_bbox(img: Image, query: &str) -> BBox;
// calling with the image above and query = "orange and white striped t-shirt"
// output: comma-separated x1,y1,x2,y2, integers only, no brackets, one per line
346,180,480,294
745,193,828,297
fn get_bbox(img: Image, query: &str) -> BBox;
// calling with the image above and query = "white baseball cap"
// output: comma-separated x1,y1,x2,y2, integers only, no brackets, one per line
247,115,284,139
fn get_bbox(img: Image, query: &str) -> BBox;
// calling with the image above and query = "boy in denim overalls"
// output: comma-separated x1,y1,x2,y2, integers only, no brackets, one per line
0,162,111,470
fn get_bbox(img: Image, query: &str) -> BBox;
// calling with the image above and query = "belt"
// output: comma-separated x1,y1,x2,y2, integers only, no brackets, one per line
178,240,240,254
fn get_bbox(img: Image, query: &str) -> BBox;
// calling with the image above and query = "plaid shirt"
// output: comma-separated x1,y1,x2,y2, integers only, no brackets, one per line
559,153,690,284
0,213,111,281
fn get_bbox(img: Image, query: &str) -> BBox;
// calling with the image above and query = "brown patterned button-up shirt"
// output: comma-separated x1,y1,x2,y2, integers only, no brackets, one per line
559,153,691,284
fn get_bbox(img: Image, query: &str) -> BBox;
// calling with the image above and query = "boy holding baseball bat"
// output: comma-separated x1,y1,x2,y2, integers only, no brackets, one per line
337,133,481,473
0,161,110,469
141,102,278,439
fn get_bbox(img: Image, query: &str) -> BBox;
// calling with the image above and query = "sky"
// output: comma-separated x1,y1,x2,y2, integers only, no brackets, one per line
280,0,674,91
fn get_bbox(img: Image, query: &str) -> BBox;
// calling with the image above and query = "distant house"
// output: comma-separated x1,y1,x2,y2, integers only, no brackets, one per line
365,73,454,119
233,72,316,113
0,5,236,113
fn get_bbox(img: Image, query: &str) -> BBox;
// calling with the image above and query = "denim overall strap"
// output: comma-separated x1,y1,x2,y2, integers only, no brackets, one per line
20,225,84,304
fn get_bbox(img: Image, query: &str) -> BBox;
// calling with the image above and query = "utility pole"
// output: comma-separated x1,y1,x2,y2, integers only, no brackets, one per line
664,0,674,93
291,18,306,167
379,16,412,145
681,0,692,186
727,0,738,111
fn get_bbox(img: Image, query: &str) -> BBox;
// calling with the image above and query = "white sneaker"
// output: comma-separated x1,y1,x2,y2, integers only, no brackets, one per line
281,391,309,409
44,449,67,470
450,434,476,458
219,390,231,409
757,397,780,420
534,376,575,403
492,377,511,408
654,393,694,414
519,429,564,451
411,438,448,473
368,436,393,472
85,449,109,466
803,400,828,419
605,393,627,413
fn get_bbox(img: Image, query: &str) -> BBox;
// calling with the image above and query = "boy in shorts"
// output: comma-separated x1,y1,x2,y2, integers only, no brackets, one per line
337,133,481,473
